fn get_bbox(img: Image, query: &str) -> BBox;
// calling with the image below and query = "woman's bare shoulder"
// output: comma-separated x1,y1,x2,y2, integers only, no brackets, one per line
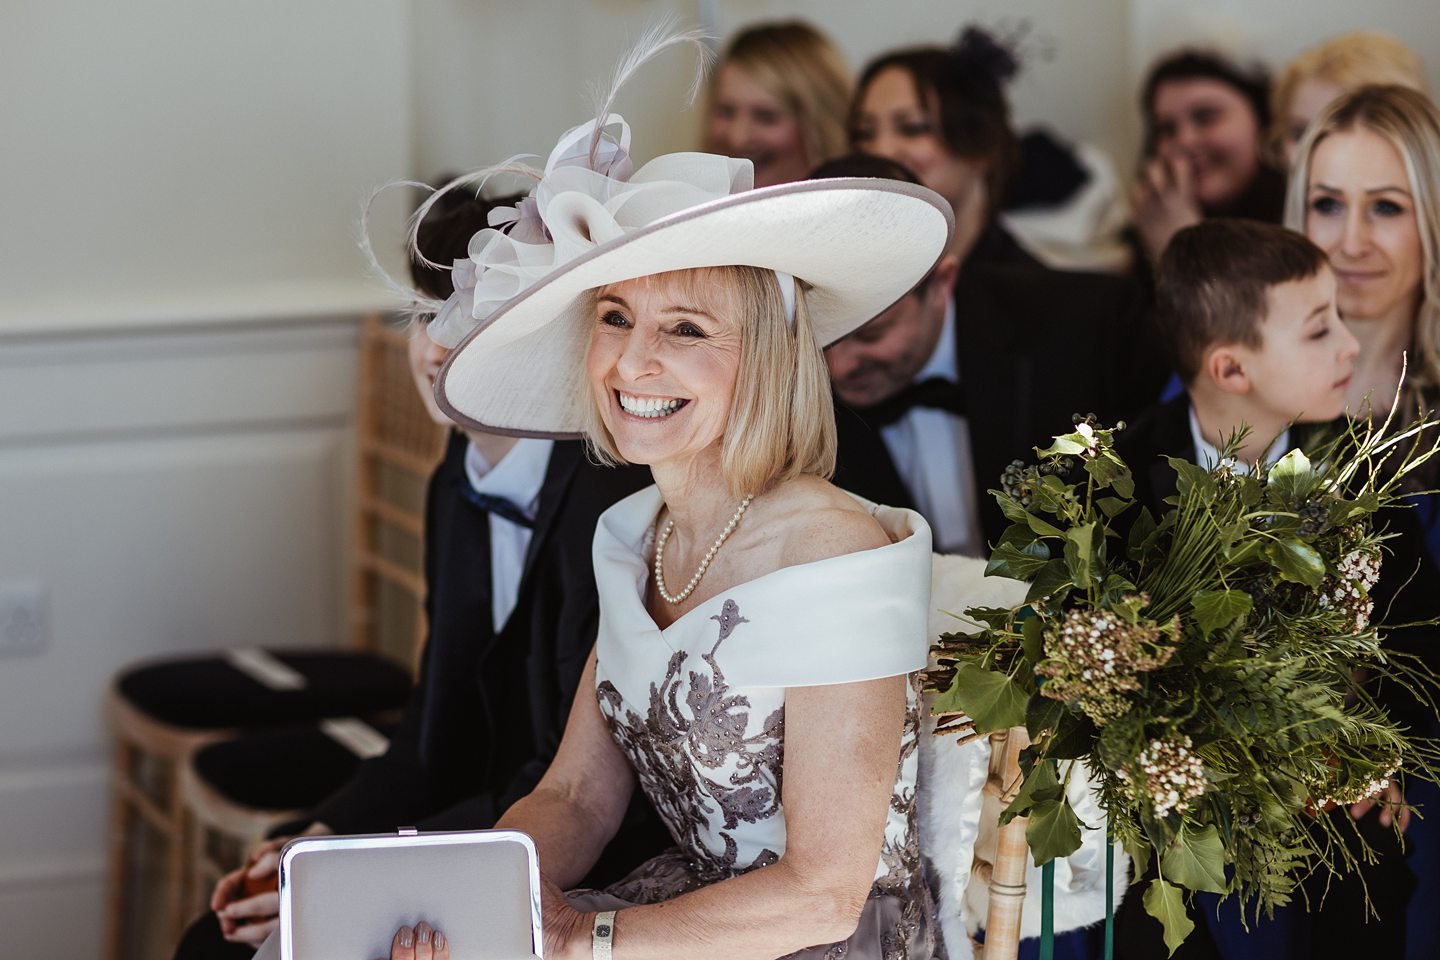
758,477,890,570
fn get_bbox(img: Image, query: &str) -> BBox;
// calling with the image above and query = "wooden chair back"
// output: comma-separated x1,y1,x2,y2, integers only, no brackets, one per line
351,314,448,669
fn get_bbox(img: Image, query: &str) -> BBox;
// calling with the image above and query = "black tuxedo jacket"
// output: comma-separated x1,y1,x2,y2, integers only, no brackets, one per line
834,261,1168,549
310,434,656,848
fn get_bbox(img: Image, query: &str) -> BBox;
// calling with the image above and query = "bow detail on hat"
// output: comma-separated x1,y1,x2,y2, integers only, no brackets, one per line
429,114,753,348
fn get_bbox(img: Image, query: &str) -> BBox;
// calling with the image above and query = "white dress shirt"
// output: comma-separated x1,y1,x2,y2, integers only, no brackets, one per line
464,437,554,632
1187,406,1290,476
881,300,982,556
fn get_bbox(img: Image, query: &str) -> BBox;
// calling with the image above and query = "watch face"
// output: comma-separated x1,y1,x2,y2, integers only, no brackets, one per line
596,924,612,937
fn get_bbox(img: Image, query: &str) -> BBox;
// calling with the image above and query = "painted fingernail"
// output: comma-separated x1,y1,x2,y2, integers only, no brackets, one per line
417,926,432,945
399,927,414,948
433,930,445,951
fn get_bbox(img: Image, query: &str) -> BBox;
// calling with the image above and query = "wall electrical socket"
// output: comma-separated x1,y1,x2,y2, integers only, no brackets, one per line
0,581,49,657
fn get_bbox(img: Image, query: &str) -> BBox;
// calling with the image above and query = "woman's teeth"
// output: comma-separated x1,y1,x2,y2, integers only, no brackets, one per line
618,393,687,419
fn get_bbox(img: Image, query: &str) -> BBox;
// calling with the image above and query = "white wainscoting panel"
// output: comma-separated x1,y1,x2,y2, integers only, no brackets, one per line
0,314,363,957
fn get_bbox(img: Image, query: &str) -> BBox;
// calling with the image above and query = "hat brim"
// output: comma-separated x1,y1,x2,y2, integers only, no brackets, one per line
435,177,953,437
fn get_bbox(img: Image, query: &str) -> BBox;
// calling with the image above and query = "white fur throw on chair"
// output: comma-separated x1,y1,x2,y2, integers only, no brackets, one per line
920,554,1130,958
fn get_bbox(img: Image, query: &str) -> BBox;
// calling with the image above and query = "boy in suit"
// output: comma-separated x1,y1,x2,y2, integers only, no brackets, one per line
173,193,663,958
1114,219,1431,959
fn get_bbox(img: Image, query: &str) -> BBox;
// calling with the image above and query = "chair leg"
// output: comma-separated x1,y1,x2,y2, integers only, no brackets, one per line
104,738,135,960
166,756,190,948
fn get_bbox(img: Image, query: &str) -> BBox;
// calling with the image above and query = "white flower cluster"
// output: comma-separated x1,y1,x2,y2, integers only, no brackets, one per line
1037,604,1174,725
1118,735,1207,818
1318,759,1400,807
1316,547,1381,632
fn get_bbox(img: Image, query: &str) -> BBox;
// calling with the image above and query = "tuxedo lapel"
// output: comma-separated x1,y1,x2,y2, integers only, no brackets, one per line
953,274,1029,546
518,441,580,588
832,400,916,511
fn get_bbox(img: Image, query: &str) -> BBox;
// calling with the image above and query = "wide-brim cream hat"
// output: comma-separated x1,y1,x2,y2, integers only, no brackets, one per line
429,46,952,438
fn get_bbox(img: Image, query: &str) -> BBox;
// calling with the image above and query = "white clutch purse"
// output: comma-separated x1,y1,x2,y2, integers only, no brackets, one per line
277,828,544,960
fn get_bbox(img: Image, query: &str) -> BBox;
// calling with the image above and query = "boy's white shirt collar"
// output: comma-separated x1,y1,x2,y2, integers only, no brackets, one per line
1187,405,1290,475
465,437,553,515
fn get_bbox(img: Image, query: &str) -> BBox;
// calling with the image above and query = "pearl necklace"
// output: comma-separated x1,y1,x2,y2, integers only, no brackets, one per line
653,496,753,605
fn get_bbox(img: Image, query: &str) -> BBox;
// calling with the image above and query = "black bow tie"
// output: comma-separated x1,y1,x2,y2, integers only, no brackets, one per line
855,377,966,428
460,486,536,529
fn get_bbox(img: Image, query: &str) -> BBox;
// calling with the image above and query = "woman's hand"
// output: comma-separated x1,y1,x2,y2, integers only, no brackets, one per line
540,878,593,960
1131,152,1202,263
1350,781,1412,832
389,922,449,960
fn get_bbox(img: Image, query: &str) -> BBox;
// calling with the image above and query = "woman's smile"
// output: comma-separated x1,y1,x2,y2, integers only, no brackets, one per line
616,390,691,420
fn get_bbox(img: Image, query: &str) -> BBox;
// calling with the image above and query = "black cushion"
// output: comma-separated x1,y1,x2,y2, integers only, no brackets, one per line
191,722,400,812
116,649,412,730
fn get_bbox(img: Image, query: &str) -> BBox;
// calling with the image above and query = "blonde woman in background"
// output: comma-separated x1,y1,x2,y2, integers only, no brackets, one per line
1273,31,1428,170
704,21,852,188
1286,85,1440,416
1286,82,1440,960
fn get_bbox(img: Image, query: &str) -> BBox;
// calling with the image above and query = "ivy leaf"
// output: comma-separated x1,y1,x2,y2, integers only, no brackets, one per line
998,493,1032,525
1161,824,1227,895
1097,496,1133,519
1265,538,1325,588
1064,522,1097,587
1085,453,1123,490
1026,696,1097,759
931,662,1027,733
1143,878,1195,956
996,523,1038,550
986,540,1050,580
1022,616,1045,663
1026,559,1073,604
1127,505,1158,559
1026,513,1068,538
1266,448,1315,505
1027,798,1084,865
1167,457,1216,501
1036,433,1089,458
1000,756,1062,825
1191,589,1253,638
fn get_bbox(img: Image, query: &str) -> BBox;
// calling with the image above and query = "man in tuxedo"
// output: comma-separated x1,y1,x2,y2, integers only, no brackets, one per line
174,192,663,958
817,154,1165,553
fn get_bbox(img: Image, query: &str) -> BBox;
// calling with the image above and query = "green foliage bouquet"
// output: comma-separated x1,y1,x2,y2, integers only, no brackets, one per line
926,412,1440,953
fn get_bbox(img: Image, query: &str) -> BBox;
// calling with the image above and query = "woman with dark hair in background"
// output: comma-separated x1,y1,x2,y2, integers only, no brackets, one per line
1131,49,1285,267
848,27,1036,269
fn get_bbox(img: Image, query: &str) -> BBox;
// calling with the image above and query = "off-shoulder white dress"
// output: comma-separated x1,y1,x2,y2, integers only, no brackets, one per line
568,485,939,959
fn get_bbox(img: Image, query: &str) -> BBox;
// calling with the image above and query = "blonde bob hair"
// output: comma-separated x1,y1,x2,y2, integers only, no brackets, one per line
582,266,837,498
707,21,853,172
1272,32,1427,155
1285,85,1440,404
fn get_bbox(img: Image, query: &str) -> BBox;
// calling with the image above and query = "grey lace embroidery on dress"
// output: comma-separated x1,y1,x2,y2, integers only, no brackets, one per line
598,599,783,884
596,599,936,958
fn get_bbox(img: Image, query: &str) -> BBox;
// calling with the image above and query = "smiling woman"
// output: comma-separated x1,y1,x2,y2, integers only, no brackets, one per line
583,267,834,498
1285,84,1440,414
703,21,852,189
344,27,957,960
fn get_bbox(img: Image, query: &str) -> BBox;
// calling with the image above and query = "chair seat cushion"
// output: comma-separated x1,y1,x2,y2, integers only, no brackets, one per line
116,649,412,730
191,722,399,812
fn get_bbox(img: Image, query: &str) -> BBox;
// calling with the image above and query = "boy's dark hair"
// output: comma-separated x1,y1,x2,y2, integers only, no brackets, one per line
410,185,524,301
1156,220,1328,384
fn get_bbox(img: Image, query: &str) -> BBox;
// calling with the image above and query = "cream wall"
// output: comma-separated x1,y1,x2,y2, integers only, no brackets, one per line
4,1,1439,957
409,0,1137,185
